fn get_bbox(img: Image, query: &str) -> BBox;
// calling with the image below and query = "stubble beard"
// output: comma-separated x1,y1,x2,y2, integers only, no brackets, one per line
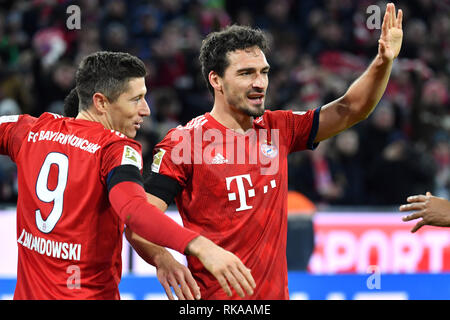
227,95,265,118
239,103,265,117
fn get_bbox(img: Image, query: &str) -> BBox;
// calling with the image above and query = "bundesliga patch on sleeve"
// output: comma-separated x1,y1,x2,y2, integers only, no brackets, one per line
0,115,19,124
151,148,166,173
121,145,142,170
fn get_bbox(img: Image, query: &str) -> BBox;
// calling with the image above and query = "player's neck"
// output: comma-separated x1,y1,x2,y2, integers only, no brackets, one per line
76,109,113,130
210,104,253,134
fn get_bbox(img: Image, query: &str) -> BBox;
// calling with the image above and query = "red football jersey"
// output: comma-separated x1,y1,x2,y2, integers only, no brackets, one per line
0,113,143,299
151,109,319,299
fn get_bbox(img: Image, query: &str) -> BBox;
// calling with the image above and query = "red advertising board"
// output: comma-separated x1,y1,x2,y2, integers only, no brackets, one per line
308,213,450,274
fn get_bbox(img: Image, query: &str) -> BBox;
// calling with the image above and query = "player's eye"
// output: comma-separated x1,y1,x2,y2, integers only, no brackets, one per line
239,70,253,76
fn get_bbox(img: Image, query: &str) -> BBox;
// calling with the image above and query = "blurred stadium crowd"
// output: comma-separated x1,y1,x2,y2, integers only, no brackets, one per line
0,0,448,206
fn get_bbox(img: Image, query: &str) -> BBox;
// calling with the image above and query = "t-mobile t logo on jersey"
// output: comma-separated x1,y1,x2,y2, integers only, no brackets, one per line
226,174,277,212
226,174,255,212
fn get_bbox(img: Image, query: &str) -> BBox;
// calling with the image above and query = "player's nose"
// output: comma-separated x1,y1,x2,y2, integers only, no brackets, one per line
140,98,150,117
252,73,267,90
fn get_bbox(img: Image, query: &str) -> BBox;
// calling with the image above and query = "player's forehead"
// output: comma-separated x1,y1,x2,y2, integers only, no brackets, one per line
119,77,147,98
225,46,269,72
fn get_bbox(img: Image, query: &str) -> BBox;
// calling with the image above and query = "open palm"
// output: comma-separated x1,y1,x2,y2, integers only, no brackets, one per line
378,3,403,61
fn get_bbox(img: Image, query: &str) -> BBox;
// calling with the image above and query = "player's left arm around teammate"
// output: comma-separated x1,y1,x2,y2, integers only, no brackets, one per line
108,167,256,298
314,3,403,142
125,227,201,300
125,192,201,300
107,165,199,254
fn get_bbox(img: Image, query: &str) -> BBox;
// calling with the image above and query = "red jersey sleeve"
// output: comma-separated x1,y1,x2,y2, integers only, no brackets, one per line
100,134,143,184
150,127,193,188
0,114,36,162
265,108,320,154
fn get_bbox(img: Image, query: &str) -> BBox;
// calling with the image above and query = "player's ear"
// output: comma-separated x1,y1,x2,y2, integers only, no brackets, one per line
92,92,109,114
208,71,223,94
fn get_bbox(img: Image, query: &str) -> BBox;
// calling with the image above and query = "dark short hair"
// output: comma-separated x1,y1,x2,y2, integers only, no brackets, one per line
63,88,79,117
199,25,270,96
75,51,147,111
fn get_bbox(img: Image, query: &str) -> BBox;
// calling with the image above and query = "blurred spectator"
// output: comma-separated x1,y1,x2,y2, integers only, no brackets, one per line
329,128,367,205
149,22,187,88
148,87,183,140
257,0,298,36
35,59,76,115
32,26,67,70
412,77,449,147
100,0,128,33
359,100,402,168
197,2,231,35
366,136,436,205
131,4,161,59
288,139,343,206
103,22,129,52
432,133,450,199
73,25,101,64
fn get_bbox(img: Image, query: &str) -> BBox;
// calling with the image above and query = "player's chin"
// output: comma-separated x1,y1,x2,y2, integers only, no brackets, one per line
125,128,137,139
246,104,265,117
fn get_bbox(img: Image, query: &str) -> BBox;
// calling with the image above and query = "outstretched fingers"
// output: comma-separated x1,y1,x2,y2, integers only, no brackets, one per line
188,236,256,298
406,194,429,203
161,278,176,300
223,269,245,298
184,272,201,300
170,278,187,300
401,209,427,233
389,3,396,28
239,264,256,291
213,261,255,298
176,277,195,300
381,5,389,37
401,210,424,222
396,9,403,29
382,3,402,32
411,220,426,233
229,265,255,297
400,201,425,212
216,273,233,297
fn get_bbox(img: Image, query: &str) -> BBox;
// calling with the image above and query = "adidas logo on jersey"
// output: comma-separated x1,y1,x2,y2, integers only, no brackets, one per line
212,153,228,164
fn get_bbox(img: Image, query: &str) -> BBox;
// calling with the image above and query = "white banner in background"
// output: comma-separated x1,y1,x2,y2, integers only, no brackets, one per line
3,210,450,277
0,209,186,277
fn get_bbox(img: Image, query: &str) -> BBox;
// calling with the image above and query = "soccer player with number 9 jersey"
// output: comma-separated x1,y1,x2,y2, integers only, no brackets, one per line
0,51,255,299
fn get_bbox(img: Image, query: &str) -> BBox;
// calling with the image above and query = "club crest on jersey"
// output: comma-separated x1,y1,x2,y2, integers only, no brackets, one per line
260,141,278,159
151,148,166,173
121,145,142,170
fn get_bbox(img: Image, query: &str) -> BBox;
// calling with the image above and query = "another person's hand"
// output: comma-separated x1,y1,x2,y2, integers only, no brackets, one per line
125,227,200,300
185,236,256,298
154,250,201,300
400,192,450,233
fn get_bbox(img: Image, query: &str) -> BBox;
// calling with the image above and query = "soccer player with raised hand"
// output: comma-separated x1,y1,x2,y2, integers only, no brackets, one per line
131,3,404,300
